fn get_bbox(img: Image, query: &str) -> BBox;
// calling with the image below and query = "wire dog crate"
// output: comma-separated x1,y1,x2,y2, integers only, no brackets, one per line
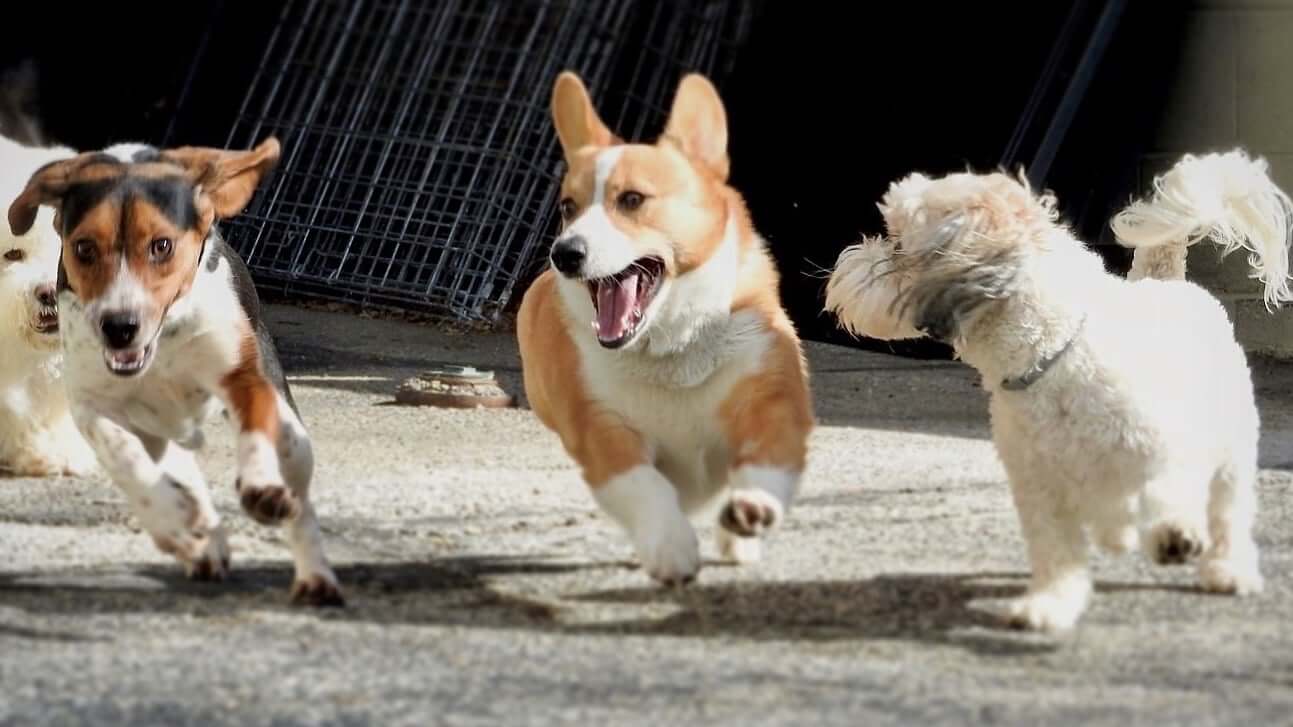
197,0,761,323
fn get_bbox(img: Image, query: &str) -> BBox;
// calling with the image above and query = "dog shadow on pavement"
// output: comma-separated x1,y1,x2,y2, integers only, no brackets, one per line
568,571,1053,656
0,558,1206,656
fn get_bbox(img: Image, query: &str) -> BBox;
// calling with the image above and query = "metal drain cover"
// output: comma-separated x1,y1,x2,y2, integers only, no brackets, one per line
395,364,513,409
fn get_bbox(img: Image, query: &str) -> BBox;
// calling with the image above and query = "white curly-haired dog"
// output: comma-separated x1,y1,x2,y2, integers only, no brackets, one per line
824,149,1290,632
0,134,97,476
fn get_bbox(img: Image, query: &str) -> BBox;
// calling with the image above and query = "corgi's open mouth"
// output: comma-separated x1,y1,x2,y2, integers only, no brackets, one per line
587,256,666,348
32,309,58,335
104,343,154,377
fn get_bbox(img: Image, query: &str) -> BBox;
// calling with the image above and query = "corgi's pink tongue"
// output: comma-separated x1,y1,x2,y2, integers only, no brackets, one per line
595,273,640,342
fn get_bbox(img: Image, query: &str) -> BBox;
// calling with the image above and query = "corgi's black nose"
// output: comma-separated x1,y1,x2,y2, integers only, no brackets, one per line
33,283,56,307
100,312,140,349
550,236,588,276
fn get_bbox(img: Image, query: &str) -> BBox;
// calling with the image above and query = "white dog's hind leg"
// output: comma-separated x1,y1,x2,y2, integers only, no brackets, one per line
51,413,101,477
1087,493,1140,555
1199,456,1263,595
1138,469,1211,566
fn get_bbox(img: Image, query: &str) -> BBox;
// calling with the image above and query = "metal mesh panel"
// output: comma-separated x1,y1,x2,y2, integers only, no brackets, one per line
210,0,760,322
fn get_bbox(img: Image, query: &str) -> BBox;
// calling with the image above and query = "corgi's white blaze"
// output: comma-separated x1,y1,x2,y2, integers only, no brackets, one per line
593,147,624,205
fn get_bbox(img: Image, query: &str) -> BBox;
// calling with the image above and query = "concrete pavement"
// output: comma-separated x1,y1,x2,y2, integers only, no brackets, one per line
2,303,1292,726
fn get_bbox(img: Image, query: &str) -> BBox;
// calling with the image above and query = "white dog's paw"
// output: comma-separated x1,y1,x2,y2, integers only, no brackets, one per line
1199,556,1264,596
719,489,783,538
1006,590,1088,633
632,516,701,587
717,528,762,565
1144,521,1208,565
183,525,232,582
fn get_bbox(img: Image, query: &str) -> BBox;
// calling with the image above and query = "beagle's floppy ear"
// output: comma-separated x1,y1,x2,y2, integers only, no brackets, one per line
661,73,730,180
551,71,618,163
162,137,281,221
8,155,85,236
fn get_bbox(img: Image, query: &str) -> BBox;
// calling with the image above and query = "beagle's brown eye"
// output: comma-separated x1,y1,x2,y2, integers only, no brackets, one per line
3,249,23,262
73,239,97,265
149,238,174,263
559,198,577,222
617,190,645,212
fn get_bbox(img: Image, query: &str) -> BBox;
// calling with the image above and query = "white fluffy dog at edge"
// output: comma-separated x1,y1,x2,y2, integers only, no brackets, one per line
0,134,97,476
824,149,1290,632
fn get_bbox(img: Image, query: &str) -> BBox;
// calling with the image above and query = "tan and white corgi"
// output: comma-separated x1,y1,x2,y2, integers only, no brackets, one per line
517,71,814,585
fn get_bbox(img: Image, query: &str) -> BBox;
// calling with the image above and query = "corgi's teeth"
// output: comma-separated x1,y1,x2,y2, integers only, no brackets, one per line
633,306,642,319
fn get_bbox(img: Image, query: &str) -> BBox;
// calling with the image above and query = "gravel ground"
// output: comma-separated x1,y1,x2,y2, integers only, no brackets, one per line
2,303,1292,726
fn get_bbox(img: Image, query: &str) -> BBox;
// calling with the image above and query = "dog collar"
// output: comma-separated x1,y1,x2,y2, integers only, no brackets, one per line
1000,316,1085,392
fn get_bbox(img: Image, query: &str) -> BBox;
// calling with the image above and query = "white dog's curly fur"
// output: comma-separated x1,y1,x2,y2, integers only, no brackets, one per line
825,150,1286,632
0,135,97,476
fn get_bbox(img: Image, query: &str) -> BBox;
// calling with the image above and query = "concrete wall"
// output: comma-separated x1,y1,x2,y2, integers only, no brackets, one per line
1141,0,1293,357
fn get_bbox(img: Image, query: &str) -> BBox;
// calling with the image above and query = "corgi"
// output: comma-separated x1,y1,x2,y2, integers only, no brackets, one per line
516,71,814,585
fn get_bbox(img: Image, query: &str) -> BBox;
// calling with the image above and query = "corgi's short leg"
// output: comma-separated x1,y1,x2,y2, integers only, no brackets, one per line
716,340,813,552
594,464,700,586
716,526,762,564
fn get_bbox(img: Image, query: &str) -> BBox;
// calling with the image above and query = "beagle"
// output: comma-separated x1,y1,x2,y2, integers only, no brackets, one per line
8,137,343,606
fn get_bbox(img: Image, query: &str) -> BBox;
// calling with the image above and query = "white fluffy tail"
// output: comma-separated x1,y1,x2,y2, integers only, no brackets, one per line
1110,149,1293,308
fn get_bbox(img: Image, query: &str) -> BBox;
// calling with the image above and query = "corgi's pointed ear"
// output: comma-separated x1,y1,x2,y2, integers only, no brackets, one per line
162,137,281,220
551,71,615,163
661,73,729,180
8,155,83,236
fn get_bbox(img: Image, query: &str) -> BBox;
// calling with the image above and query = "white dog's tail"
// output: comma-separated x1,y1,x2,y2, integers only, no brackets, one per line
1110,149,1293,308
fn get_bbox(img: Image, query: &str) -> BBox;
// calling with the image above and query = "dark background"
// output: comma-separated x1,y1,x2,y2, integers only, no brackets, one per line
0,1,1189,355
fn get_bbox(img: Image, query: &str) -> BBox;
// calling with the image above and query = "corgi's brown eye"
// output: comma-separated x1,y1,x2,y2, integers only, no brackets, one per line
73,239,97,264
617,190,645,212
3,249,23,262
559,198,577,221
149,238,174,263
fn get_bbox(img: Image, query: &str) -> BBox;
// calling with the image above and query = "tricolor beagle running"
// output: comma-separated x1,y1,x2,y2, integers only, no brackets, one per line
8,137,343,606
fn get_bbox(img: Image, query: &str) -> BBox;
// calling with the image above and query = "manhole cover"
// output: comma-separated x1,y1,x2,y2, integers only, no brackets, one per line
395,364,514,408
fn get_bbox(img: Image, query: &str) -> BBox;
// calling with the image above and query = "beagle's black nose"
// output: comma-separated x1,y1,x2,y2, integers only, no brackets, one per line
550,236,588,276
100,312,140,349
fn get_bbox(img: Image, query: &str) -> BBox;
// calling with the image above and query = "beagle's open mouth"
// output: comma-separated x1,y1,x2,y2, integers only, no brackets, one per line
104,343,154,377
587,256,665,348
32,308,58,335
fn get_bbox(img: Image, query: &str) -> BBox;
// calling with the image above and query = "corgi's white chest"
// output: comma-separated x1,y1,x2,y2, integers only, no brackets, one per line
574,310,771,508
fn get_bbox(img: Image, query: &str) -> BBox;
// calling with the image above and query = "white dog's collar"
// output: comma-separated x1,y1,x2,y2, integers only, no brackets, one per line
1000,316,1086,392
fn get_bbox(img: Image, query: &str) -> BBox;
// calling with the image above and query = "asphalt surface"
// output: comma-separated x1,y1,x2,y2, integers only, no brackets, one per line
2,303,1292,726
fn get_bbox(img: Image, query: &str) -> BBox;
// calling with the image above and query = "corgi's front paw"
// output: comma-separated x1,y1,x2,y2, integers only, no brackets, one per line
719,489,782,538
633,514,700,587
